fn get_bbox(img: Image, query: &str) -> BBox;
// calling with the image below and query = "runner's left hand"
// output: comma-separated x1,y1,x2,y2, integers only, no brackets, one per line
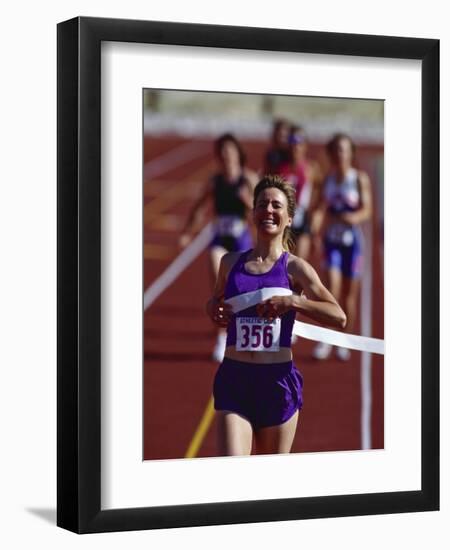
256,296,293,321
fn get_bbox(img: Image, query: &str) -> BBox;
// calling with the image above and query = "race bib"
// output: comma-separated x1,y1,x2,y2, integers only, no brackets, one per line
236,317,281,352
216,216,245,237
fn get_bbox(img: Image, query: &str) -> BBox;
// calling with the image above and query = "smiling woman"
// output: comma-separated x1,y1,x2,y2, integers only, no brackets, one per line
206,175,346,456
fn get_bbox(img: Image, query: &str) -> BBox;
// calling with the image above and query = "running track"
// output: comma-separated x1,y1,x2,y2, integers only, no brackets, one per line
143,136,384,460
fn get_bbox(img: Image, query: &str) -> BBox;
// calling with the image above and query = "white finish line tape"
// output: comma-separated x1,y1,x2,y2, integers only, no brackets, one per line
293,321,384,355
144,236,384,355
225,287,292,313
225,287,384,355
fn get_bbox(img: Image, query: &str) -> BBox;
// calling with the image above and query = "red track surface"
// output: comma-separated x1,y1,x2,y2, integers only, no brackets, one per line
143,136,384,460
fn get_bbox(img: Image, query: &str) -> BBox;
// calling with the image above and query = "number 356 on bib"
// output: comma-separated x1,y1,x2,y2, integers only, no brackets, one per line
236,317,281,352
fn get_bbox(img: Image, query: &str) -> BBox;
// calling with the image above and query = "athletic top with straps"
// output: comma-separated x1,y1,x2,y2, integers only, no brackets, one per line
323,167,361,215
224,250,296,350
212,173,247,218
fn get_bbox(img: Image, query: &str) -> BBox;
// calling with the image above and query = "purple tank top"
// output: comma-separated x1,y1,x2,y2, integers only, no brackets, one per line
224,250,296,348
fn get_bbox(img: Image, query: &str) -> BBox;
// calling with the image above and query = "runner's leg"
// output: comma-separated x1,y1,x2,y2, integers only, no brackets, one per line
216,411,253,456
209,245,228,360
253,411,299,454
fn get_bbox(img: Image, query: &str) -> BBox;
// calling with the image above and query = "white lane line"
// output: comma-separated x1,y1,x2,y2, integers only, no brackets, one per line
361,221,373,450
144,141,207,180
144,223,213,310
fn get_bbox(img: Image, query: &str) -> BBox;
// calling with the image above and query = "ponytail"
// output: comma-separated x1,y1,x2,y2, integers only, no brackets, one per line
282,226,296,253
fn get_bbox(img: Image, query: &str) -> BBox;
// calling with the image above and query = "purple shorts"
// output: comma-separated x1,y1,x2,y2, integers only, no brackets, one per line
213,357,303,430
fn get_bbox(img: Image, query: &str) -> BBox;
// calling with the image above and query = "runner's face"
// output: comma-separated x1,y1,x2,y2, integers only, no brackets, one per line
274,124,289,146
332,137,353,167
220,140,240,166
253,187,292,237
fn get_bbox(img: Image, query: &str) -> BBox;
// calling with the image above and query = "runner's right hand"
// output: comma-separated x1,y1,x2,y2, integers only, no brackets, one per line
206,297,233,327
178,233,192,248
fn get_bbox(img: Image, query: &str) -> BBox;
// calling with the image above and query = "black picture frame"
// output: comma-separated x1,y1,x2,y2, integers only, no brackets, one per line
57,16,439,534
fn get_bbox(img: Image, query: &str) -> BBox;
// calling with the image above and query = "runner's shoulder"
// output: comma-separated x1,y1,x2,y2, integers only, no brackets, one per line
242,167,259,188
286,253,315,278
221,250,245,275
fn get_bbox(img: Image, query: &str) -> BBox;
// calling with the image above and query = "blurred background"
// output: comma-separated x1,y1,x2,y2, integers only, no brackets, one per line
143,89,384,460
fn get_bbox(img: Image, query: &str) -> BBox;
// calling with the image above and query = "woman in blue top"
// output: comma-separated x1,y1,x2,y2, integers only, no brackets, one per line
310,133,373,361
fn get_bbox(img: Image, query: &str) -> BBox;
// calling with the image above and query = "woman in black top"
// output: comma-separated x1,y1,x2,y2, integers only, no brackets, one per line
180,133,258,361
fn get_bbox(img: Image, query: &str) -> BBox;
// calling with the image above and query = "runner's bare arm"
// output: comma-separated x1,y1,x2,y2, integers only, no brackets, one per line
238,168,259,209
257,256,346,329
307,160,324,213
206,253,239,327
309,187,327,236
290,257,346,328
180,179,214,235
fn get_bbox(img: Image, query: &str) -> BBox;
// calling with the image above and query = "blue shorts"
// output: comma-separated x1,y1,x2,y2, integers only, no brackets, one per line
324,227,363,278
213,357,303,430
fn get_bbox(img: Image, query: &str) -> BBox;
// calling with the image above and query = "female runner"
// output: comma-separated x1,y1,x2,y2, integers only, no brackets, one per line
277,125,322,261
206,175,346,456
180,133,258,362
310,133,372,361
